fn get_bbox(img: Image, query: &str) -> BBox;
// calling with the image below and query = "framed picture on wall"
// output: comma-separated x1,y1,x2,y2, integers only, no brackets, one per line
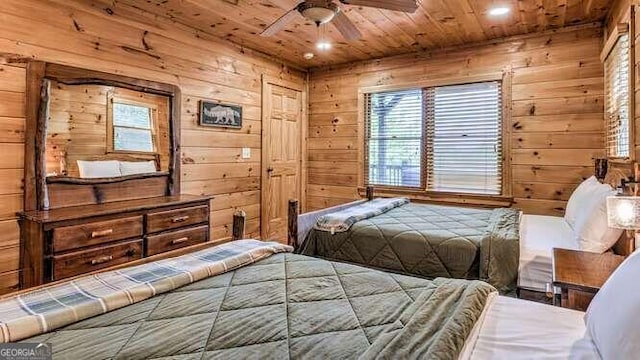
199,100,243,129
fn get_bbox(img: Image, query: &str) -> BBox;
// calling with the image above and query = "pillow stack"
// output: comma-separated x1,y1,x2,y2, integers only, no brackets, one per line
564,176,623,253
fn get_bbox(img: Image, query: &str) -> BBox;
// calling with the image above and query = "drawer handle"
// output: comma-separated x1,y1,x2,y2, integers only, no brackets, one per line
90,255,113,265
91,229,114,238
171,215,190,223
171,237,190,245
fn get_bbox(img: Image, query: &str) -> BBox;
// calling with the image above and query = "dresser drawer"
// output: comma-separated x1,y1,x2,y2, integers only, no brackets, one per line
52,239,143,281
146,205,208,233
146,225,208,256
52,216,144,252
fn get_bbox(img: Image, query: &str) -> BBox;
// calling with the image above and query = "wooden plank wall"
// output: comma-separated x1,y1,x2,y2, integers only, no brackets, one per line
307,25,605,215
0,0,305,294
0,63,25,294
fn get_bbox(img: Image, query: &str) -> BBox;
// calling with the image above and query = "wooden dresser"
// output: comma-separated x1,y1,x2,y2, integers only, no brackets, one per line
19,195,211,288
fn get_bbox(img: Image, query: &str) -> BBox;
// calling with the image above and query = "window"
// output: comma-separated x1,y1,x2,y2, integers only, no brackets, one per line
604,32,630,158
107,95,157,153
364,89,423,188
426,82,502,194
364,81,503,195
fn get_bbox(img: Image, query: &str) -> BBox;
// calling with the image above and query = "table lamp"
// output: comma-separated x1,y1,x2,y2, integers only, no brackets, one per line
607,196,640,251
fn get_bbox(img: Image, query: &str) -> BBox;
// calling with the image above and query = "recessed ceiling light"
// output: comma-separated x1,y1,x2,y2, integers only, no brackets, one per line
316,41,332,51
303,52,315,60
488,7,510,16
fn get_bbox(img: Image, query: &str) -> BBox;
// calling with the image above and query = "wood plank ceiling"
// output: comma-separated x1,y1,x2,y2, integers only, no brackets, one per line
97,0,612,68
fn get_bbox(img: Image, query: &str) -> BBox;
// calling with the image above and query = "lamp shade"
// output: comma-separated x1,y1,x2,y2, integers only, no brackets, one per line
607,196,640,230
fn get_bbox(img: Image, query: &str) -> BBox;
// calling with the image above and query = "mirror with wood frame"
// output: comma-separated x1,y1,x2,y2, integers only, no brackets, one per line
46,82,171,179
25,62,181,211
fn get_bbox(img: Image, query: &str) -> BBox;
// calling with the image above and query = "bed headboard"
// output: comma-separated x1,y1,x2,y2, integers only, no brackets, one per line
596,158,638,256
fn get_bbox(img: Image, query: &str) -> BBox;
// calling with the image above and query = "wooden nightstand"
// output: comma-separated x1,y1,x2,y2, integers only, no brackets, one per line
552,248,625,312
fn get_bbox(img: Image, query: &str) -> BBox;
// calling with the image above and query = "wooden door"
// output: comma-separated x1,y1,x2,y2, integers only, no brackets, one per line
261,79,303,242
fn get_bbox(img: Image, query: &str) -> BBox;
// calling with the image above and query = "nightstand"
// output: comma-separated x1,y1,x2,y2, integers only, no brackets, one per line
552,248,625,312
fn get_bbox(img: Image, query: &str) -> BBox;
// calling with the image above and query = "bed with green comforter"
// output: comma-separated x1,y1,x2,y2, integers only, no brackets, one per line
299,203,520,292
15,241,495,360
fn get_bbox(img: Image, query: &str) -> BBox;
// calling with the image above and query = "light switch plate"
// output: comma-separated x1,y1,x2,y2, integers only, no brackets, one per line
242,147,251,159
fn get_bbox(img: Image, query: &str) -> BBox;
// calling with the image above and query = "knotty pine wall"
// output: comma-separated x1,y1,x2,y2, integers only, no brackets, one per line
0,0,305,294
307,25,605,215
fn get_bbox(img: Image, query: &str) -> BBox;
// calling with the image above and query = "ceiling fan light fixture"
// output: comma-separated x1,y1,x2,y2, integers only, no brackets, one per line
488,6,510,16
299,3,338,24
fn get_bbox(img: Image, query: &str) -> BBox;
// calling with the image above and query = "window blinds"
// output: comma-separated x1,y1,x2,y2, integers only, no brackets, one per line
363,81,503,195
604,33,630,158
426,82,502,194
364,89,424,187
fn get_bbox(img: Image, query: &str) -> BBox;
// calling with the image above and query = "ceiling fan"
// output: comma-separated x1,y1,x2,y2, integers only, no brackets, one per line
260,0,418,41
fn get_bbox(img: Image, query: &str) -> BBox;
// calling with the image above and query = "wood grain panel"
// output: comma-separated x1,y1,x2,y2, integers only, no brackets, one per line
0,63,25,291
0,221,20,248
513,182,580,202
52,216,144,252
0,117,25,143
0,246,20,274
512,165,593,184
52,239,143,281
209,190,260,211
147,205,209,233
0,271,20,295
146,225,208,256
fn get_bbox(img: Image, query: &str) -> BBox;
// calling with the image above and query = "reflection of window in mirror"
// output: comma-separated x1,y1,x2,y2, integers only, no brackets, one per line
107,93,158,154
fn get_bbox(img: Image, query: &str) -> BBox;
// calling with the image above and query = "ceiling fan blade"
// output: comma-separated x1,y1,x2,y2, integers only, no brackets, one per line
339,0,418,13
261,7,299,37
332,11,362,41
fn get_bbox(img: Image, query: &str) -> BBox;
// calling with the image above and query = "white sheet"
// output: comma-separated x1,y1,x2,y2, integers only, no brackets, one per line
465,296,600,360
459,291,498,360
518,214,579,292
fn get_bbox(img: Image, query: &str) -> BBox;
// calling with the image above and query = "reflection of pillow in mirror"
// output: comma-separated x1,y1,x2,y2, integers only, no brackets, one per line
119,161,157,176
77,160,122,178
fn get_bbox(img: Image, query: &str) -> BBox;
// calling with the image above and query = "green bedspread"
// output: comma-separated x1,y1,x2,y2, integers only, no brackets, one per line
22,253,495,360
300,203,520,292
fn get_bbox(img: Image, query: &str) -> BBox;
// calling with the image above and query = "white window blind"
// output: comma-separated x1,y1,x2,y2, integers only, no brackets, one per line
426,81,502,195
605,33,630,158
364,89,423,187
112,102,155,153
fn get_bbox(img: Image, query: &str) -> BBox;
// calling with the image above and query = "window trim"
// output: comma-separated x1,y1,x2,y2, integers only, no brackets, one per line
602,21,634,161
106,91,160,155
357,72,512,200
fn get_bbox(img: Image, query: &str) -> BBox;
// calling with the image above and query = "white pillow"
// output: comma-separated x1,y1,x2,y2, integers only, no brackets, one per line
573,183,623,253
119,160,157,176
565,176,600,226
585,250,640,359
77,160,121,178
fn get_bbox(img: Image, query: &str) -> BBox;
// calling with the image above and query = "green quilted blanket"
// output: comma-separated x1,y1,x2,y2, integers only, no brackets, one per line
21,253,496,359
300,203,520,292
